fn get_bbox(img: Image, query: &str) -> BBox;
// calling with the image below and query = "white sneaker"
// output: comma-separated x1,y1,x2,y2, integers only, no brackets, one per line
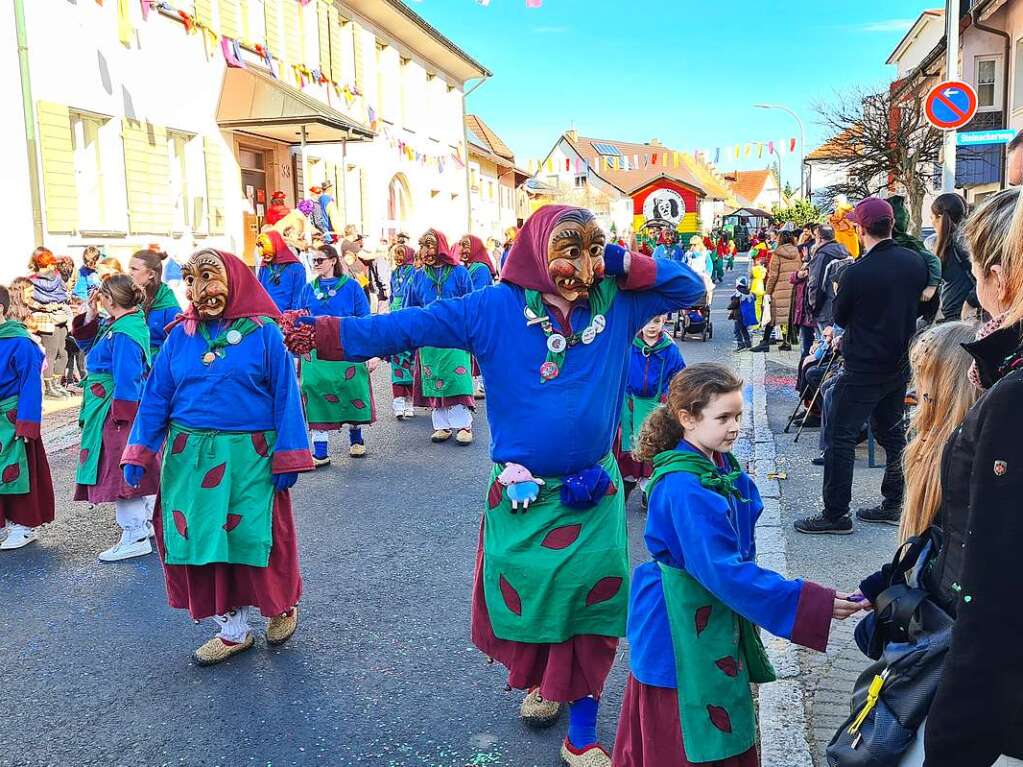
98,530,153,562
0,524,37,550
146,520,156,538
403,406,415,419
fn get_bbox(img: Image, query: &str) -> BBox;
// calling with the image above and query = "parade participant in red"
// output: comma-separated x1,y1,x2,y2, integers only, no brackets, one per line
72,275,159,562
122,250,313,665
295,204,705,766
613,364,851,767
406,229,475,445
264,191,289,227
0,286,55,551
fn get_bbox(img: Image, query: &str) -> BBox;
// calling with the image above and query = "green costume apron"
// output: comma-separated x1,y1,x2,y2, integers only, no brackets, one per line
0,322,33,494
482,453,629,643
160,423,276,567
647,450,777,763
388,267,416,389
619,335,675,453
75,312,151,486
419,347,473,398
147,283,180,356
0,396,29,494
301,350,373,425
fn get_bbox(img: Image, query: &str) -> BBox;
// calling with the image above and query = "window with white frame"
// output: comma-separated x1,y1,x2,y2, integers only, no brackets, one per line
70,112,126,232
168,131,191,231
246,0,266,45
976,56,999,110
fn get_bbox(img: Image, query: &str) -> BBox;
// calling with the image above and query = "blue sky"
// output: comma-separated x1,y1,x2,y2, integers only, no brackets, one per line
410,0,937,186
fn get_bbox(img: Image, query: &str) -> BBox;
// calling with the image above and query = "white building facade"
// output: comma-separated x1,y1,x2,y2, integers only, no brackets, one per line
4,0,487,280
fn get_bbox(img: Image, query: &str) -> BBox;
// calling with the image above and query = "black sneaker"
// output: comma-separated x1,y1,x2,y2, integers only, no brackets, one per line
793,514,854,535
855,505,901,526
811,453,825,466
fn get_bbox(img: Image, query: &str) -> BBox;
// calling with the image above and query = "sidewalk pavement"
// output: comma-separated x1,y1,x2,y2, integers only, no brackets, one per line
42,392,82,454
752,345,900,766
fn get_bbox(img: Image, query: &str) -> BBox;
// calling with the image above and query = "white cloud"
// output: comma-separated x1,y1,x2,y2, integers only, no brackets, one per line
858,18,914,33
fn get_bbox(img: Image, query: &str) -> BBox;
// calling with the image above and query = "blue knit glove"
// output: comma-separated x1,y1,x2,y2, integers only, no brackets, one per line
272,472,298,492
603,243,628,276
123,464,145,488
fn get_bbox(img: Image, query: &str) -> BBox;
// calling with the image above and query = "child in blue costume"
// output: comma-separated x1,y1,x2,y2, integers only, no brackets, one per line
459,234,497,400
0,286,55,551
257,230,306,312
129,249,181,357
615,313,686,503
122,249,313,667
72,246,102,300
387,243,418,420
299,244,379,466
403,229,476,445
71,275,159,562
612,363,860,767
298,204,707,767
727,276,757,351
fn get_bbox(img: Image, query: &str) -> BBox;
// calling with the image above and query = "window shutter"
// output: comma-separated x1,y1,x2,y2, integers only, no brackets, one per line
204,136,226,235
217,0,241,39
36,101,78,234
194,0,213,27
282,0,301,66
353,23,365,92
264,0,282,57
316,0,331,80
328,6,343,83
123,119,172,234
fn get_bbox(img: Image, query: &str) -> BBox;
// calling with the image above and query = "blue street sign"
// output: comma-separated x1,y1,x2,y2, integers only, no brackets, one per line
956,129,1017,147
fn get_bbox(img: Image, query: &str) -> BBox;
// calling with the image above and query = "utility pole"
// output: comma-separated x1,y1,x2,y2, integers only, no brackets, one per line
942,0,961,193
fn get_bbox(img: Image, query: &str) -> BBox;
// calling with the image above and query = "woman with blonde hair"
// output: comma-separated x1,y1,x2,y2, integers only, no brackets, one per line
860,187,1023,766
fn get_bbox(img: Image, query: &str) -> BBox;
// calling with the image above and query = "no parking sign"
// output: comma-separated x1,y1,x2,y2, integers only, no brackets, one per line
925,81,978,130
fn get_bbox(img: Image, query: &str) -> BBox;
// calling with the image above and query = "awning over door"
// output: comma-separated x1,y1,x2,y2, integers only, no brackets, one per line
216,67,374,144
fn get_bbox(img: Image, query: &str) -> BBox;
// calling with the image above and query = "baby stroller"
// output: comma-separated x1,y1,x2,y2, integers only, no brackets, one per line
674,304,713,342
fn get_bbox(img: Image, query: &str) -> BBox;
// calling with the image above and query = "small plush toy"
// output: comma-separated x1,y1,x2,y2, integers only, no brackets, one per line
498,463,545,510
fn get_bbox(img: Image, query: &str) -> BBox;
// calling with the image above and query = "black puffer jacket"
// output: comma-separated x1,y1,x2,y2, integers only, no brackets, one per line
921,323,1023,767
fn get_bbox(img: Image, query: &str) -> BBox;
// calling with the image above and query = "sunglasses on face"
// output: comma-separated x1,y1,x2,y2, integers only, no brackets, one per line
311,257,332,265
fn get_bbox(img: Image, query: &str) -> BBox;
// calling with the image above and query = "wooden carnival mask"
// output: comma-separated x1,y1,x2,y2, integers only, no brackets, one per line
459,236,472,264
183,250,229,319
419,231,439,267
546,210,606,302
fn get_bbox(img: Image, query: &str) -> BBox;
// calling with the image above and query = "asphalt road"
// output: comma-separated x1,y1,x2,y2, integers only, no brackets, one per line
1,279,740,767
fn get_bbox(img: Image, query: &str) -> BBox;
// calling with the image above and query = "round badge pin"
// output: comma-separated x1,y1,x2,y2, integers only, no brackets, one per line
581,326,597,345
592,314,607,333
540,361,560,381
226,329,243,345
202,352,217,365
524,307,537,320
547,333,567,354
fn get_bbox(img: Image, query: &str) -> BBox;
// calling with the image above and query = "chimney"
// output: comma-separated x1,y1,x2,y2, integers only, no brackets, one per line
566,128,578,143
649,138,662,147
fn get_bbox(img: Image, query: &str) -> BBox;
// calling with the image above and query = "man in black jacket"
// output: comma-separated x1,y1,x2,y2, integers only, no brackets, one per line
806,225,850,328
795,198,928,534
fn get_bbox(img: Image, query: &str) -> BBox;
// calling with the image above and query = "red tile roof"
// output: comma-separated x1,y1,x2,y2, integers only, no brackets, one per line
465,114,514,161
720,169,775,207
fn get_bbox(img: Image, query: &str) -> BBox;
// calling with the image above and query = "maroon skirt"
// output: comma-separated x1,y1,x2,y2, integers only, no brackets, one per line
469,520,618,703
74,414,159,503
411,352,476,411
153,491,303,620
612,674,760,767
613,428,653,482
0,438,55,528
391,383,414,398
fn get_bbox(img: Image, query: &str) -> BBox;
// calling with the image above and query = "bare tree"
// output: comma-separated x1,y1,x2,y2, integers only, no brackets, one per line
814,86,943,234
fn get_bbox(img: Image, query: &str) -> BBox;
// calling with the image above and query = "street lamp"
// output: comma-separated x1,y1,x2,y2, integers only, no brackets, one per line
755,103,806,199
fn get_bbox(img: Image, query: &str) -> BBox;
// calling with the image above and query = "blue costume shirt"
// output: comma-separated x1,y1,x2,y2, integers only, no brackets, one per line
402,264,473,307
467,262,494,292
77,315,148,404
258,262,306,313
329,258,705,476
628,441,810,688
146,305,180,355
626,334,686,398
300,276,369,319
0,336,44,428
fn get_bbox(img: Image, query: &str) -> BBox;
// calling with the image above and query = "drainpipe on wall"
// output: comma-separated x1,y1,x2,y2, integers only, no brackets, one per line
14,0,44,245
461,76,490,233
970,9,1011,189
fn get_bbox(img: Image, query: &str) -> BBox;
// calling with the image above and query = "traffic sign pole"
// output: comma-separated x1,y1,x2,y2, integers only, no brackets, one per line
943,0,961,193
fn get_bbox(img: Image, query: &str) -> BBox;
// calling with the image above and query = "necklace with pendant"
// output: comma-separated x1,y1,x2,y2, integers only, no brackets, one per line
312,276,347,301
523,279,616,382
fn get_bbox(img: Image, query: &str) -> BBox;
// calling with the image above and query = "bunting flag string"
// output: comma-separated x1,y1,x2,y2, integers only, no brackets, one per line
525,136,798,178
